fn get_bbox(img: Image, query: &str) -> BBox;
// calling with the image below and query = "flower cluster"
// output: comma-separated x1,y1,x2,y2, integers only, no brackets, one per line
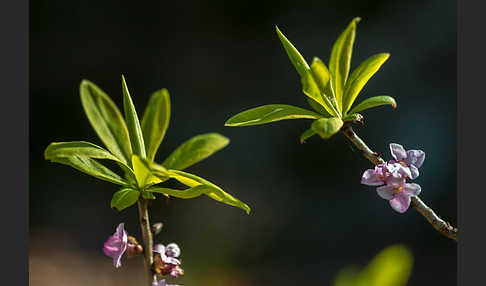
361,143,425,213
103,223,184,285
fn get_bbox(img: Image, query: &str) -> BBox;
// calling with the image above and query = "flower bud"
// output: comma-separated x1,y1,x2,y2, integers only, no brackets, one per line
152,223,164,235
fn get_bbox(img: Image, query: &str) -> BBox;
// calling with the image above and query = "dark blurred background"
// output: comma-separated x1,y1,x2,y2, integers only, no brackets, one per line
29,0,456,285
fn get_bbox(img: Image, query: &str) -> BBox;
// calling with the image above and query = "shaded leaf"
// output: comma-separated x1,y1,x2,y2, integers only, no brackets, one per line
342,113,364,124
162,169,251,214
307,97,333,117
225,104,321,127
44,141,135,184
111,188,140,211
162,133,229,170
311,117,343,139
141,88,171,161
342,53,390,114
275,26,310,78
329,17,360,112
121,75,146,158
48,156,127,186
300,128,316,143
347,96,396,115
80,80,132,163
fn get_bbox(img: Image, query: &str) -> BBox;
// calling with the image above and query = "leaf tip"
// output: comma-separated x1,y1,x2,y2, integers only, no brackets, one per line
353,17,362,24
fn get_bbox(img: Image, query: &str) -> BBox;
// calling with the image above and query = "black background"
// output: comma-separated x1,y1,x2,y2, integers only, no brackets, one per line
29,0,456,285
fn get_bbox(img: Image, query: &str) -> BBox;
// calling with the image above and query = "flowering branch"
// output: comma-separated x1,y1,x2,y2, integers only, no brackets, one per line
137,199,156,286
341,125,457,241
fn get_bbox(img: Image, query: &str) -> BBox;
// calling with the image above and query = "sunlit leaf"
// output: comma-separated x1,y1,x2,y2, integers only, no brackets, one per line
275,26,310,78
301,58,340,117
80,80,132,163
332,267,361,286
311,117,343,139
342,53,390,114
162,133,229,170
225,104,321,127
162,169,251,214
132,155,162,188
111,188,140,211
141,88,171,161
347,96,396,115
121,75,146,158
307,97,333,117
329,17,360,112
300,128,316,143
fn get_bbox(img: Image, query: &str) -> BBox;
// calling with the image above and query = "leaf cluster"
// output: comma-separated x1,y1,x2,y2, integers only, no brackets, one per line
45,76,250,214
225,18,396,141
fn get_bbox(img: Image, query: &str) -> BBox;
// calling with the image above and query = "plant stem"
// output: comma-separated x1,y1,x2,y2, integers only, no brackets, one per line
137,198,156,286
341,125,457,241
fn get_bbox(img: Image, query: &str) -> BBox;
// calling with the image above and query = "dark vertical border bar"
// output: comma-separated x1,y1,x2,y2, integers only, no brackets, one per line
458,0,486,285
0,0,28,284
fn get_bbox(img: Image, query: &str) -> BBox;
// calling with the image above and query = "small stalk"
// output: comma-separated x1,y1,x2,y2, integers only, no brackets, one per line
342,125,457,241
137,198,156,286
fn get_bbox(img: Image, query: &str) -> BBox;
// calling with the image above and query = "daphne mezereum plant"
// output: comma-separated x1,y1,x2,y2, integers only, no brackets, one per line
44,76,250,285
225,18,457,241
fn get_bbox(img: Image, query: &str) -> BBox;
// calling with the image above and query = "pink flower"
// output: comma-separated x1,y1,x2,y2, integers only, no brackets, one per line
389,143,425,179
103,223,128,268
376,176,421,213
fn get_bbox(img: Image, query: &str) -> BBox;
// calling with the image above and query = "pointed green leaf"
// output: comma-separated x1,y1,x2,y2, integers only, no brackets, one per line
162,133,229,170
302,58,340,117
311,117,343,139
347,96,396,115
162,169,251,214
141,88,171,161
342,53,390,114
275,26,310,78
225,104,321,127
111,188,140,211
80,80,132,163
300,128,316,143
44,141,136,183
121,75,146,158
48,156,127,186
329,17,360,112
132,155,162,188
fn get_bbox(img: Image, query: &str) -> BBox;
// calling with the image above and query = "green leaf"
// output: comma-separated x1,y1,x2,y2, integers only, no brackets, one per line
342,53,390,114
347,96,396,115
48,156,127,186
44,141,136,184
162,133,229,170
342,113,364,123
80,80,132,163
132,155,162,188
329,17,360,112
275,26,310,78
225,104,321,127
302,58,340,117
141,88,171,161
162,169,251,214
311,117,343,139
355,245,413,286
300,128,316,143
111,188,140,211
121,75,146,158
306,97,333,117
